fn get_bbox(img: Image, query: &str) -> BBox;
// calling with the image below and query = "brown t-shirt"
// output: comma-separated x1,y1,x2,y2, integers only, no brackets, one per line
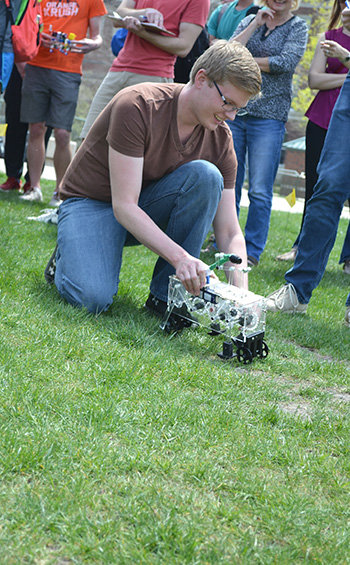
60,83,237,202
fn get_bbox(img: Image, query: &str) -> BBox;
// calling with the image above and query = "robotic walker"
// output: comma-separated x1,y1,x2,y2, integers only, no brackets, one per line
160,254,268,364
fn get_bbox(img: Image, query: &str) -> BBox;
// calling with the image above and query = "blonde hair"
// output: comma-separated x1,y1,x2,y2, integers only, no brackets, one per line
256,0,301,10
190,40,261,97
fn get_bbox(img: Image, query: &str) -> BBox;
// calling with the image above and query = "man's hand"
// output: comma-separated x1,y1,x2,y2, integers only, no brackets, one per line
122,15,143,32
143,8,163,28
40,32,102,54
41,15,102,54
175,256,209,296
69,37,102,54
40,31,54,49
122,9,164,32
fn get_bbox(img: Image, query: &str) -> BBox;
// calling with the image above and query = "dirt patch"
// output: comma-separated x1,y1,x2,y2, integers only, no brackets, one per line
325,388,350,403
278,401,312,421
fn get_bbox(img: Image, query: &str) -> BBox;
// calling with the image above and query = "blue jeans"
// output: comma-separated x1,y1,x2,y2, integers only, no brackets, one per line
55,161,224,313
227,115,285,263
339,223,350,264
285,71,350,306
293,119,350,265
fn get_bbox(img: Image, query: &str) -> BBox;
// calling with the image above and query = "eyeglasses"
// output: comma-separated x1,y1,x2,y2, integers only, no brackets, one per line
213,81,248,116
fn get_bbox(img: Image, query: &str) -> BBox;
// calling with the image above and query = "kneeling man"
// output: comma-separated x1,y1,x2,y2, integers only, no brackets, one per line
46,41,261,314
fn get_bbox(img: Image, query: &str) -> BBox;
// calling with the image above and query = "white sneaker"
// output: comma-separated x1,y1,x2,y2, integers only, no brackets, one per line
49,192,62,207
266,283,308,313
275,247,298,262
343,260,350,275
19,186,43,202
345,306,350,327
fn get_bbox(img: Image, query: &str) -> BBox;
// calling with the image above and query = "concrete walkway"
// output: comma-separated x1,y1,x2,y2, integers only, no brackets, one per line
1,157,349,219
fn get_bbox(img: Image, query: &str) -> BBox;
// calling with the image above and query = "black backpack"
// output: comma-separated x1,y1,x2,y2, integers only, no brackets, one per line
174,26,210,84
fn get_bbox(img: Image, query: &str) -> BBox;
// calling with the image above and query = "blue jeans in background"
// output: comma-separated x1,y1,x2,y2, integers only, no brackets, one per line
285,71,350,306
227,115,285,263
55,161,224,313
293,119,350,265
339,222,350,265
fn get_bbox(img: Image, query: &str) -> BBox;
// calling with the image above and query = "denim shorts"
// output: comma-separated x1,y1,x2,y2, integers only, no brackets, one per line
20,65,81,131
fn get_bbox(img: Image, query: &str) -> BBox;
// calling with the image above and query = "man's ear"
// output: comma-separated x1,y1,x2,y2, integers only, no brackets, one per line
194,68,208,89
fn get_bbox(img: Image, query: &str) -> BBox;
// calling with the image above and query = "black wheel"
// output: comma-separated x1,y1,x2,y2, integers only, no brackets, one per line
236,346,253,364
258,341,269,359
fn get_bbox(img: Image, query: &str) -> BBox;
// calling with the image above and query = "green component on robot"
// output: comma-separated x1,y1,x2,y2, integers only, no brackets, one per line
209,253,242,272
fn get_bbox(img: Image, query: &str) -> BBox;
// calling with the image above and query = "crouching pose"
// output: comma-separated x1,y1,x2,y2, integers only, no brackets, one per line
46,41,261,315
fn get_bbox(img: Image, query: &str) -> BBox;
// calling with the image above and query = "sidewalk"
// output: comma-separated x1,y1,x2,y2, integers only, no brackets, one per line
241,186,305,215
0,157,56,182
1,157,348,219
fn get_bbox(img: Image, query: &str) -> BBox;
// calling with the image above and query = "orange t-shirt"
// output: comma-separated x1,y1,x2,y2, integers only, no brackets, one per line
28,0,107,75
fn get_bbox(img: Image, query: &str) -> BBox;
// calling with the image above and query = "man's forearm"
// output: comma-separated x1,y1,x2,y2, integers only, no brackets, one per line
113,202,188,267
117,6,147,17
215,232,248,288
131,27,201,57
113,202,210,296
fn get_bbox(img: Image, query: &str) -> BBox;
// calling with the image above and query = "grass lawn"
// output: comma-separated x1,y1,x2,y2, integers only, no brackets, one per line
1,178,350,564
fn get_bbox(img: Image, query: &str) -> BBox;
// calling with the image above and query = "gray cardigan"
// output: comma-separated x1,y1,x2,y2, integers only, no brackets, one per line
231,14,308,122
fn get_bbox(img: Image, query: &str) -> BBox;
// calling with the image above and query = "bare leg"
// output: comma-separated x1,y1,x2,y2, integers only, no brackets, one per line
53,128,72,193
27,122,46,188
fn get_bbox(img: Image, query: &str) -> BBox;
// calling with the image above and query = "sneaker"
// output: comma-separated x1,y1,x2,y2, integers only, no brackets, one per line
276,247,297,262
266,283,308,313
345,307,350,327
49,192,62,207
0,176,21,191
22,180,32,194
144,293,198,325
44,244,58,285
145,294,168,318
19,186,43,202
343,260,350,275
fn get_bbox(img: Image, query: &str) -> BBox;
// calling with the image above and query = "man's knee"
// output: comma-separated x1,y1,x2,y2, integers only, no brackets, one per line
183,160,223,199
29,122,46,141
313,171,349,208
56,273,115,314
54,128,71,149
187,160,222,182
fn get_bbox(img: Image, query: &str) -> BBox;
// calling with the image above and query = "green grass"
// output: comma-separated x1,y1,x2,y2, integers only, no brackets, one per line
1,178,350,564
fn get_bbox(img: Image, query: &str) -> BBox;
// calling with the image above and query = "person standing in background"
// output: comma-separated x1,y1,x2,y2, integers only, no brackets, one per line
0,64,53,194
229,0,308,266
264,2,350,324
208,0,259,44
80,0,210,138
19,0,107,206
276,0,350,275
0,0,22,92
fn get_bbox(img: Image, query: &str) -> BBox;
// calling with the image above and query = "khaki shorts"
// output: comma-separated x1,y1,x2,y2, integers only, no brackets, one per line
81,70,173,138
